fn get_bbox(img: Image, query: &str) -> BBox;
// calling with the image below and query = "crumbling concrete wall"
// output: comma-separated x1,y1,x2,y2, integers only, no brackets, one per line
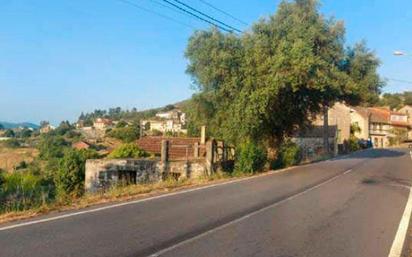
85,159,161,192
85,158,207,192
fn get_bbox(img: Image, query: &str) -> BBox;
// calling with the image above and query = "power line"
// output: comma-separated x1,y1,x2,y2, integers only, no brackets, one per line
147,0,189,18
168,0,242,33
160,0,239,33
114,0,196,29
197,0,248,26
386,78,412,84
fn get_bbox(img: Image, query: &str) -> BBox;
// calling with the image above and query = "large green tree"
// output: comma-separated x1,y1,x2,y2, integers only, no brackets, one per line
185,0,383,148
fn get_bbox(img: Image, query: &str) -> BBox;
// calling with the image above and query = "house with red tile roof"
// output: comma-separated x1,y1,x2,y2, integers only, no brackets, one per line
350,107,410,148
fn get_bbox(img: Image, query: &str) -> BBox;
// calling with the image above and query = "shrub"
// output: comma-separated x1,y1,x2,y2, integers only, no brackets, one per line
234,141,267,174
107,126,139,143
348,136,360,152
108,143,148,159
273,141,302,168
54,149,98,199
0,172,52,213
37,135,69,160
5,138,21,148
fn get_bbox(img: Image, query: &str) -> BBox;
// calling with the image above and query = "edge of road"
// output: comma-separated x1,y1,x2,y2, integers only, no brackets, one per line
0,148,375,231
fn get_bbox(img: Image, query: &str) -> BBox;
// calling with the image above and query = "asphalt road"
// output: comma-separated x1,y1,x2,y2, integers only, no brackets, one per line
1,148,412,257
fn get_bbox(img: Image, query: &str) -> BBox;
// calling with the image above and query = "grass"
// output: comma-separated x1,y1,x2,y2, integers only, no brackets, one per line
0,146,38,172
0,172,233,224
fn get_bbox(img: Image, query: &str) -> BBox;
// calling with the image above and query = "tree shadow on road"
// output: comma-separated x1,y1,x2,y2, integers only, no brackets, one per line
337,148,407,160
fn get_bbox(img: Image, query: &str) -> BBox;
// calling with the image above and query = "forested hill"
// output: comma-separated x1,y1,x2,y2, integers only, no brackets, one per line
0,121,39,129
78,99,191,124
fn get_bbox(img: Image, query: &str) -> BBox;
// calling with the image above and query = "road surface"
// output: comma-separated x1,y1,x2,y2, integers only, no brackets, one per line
1,148,412,257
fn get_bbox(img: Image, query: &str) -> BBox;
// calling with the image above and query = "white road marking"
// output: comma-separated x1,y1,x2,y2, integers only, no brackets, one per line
387,150,412,257
388,190,412,257
0,167,293,232
149,168,355,257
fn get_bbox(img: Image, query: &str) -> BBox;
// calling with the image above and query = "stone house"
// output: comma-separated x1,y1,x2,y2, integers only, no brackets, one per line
293,102,351,157
93,118,113,130
314,102,352,144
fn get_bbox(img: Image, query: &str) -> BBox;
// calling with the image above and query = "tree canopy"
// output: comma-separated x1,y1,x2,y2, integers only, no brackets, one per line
378,91,412,110
185,0,383,146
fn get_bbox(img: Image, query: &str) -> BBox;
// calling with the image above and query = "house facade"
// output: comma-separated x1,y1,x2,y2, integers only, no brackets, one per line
398,105,412,141
349,107,411,148
93,118,113,130
311,102,352,144
141,109,187,135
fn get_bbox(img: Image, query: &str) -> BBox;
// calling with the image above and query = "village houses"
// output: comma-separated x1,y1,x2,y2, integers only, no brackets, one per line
141,109,187,135
350,107,411,148
293,103,412,157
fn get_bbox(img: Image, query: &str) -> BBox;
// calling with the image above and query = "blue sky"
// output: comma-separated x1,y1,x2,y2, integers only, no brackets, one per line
0,0,411,124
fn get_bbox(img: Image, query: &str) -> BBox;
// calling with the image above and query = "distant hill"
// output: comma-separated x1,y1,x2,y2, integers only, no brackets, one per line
0,121,39,129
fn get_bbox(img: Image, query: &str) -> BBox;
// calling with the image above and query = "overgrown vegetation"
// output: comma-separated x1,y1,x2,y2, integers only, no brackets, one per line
234,141,267,174
0,171,52,213
108,143,149,159
106,124,140,143
272,141,302,169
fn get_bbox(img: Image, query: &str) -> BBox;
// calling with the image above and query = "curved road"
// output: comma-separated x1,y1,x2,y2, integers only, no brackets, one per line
0,148,411,257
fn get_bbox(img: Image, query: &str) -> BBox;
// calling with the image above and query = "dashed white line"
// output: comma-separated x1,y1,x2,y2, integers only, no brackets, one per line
149,168,355,257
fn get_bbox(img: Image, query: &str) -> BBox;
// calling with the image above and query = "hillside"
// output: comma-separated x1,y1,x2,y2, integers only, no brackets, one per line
0,121,39,129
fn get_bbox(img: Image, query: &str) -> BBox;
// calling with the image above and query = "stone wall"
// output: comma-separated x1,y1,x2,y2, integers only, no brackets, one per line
292,137,336,161
85,158,207,192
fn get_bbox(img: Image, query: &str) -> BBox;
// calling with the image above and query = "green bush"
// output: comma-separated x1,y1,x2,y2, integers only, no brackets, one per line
273,141,302,168
37,135,69,160
5,138,21,148
54,149,99,200
108,143,148,159
234,141,267,174
0,172,52,213
107,126,139,143
348,136,360,152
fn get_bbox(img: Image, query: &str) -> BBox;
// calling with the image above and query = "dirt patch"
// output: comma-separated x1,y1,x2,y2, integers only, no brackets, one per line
0,147,38,171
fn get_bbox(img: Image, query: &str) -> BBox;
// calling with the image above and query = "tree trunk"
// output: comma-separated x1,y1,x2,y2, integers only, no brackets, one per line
323,105,329,155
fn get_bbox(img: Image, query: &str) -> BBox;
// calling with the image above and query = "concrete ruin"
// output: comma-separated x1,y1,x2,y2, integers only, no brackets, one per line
85,158,207,192
85,135,235,192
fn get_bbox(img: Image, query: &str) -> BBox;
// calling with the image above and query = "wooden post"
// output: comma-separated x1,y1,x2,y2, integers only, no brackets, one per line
205,139,215,176
200,126,206,145
161,140,169,179
161,140,169,163
194,142,199,159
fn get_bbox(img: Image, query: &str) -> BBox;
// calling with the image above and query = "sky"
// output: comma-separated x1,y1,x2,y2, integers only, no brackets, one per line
0,0,411,125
